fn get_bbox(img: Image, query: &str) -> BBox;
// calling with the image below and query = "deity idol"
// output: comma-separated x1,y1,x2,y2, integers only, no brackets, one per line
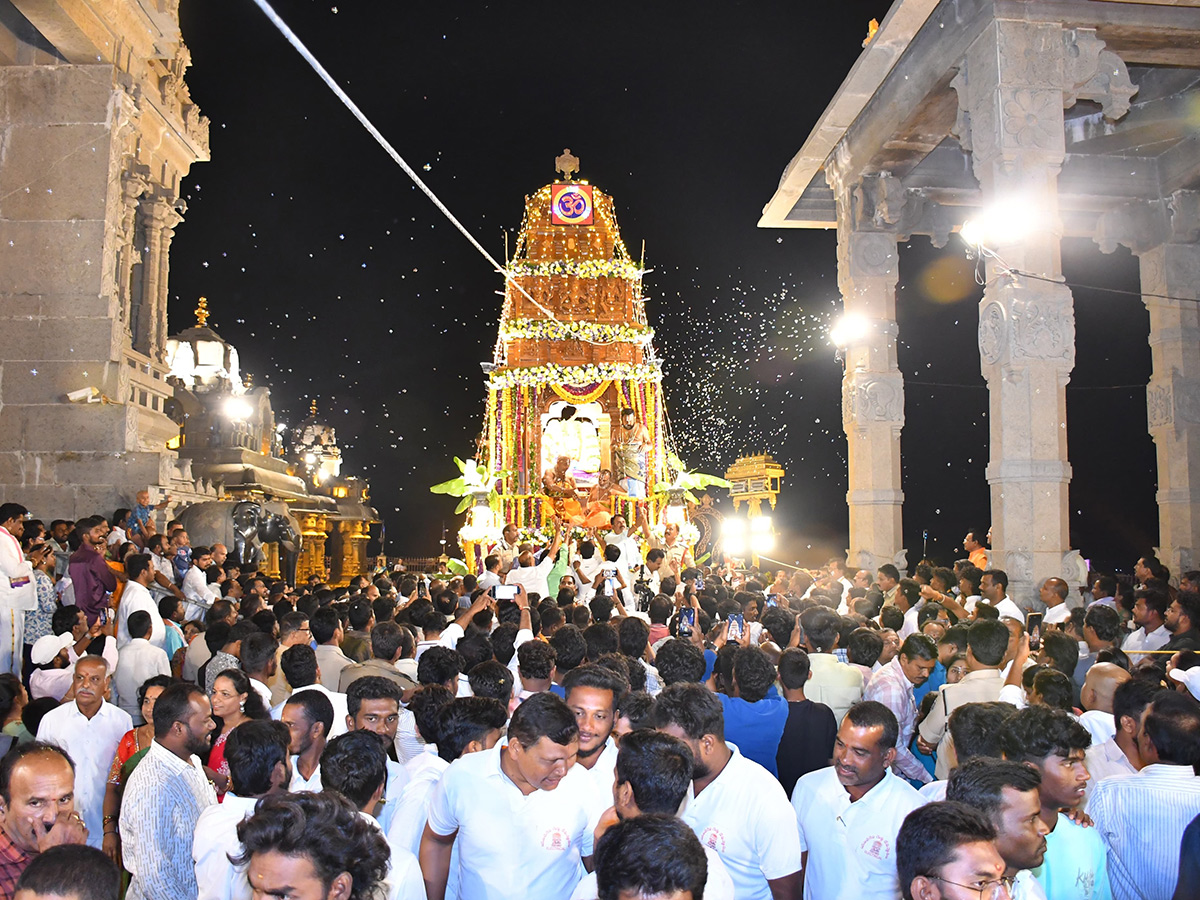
613,408,650,497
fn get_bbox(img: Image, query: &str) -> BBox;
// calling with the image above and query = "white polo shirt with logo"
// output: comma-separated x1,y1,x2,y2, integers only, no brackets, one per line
426,741,592,900
791,766,926,900
679,744,802,900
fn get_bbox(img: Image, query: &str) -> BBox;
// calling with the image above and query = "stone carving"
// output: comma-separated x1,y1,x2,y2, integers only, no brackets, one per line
849,232,898,280
1001,89,1063,152
949,69,972,154
1004,547,1035,583
1061,549,1088,587
997,20,1063,88
1094,200,1169,256
1010,297,1074,363
1147,383,1173,429
844,374,903,427
978,301,1007,364
853,173,907,229
1063,29,1137,121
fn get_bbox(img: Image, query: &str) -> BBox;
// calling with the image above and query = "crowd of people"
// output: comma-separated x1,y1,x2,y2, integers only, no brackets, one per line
0,501,1198,900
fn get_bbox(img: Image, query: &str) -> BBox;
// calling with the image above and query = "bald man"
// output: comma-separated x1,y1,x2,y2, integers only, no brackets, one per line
1040,578,1070,625
1078,662,1129,746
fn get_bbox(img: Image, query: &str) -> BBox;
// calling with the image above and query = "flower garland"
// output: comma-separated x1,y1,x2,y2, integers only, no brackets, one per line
489,361,661,390
499,319,654,344
649,521,702,546
507,259,644,280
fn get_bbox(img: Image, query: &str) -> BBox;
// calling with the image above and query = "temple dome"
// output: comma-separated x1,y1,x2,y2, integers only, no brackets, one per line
166,297,245,394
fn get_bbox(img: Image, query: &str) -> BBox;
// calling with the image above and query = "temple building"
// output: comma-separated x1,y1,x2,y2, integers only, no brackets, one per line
166,299,378,585
460,153,683,560
0,0,376,585
760,0,1200,602
0,0,213,514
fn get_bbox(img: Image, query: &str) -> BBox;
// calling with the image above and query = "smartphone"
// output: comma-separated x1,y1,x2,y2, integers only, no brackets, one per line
493,584,517,601
695,576,705,591
417,579,429,598
1027,612,1043,652
727,613,745,641
766,594,779,607
678,607,695,637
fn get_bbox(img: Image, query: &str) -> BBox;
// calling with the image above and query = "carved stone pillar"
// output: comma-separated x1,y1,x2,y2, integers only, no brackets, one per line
1095,193,1200,579
1140,229,1200,577
957,19,1077,607
139,195,183,362
832,182,906,573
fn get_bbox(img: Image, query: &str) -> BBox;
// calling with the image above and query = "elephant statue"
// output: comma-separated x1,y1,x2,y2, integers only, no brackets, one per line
177,500,302,587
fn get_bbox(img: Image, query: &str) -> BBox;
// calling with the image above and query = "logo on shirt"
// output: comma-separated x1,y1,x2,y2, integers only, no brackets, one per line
699,827,726,853
859,836,891,860
540,827,572,852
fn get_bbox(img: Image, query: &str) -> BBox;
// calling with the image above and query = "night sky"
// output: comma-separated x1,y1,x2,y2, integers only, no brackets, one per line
171,1,1158,574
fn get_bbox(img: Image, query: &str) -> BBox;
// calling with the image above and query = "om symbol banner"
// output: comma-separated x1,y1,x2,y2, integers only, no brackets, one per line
550,184,594,225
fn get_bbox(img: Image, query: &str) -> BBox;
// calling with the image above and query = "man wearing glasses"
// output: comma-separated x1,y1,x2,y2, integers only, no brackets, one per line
897,800,1015,900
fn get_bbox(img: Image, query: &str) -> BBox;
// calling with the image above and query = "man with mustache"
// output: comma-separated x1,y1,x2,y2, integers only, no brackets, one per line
34,658,131,853
119,683,217,900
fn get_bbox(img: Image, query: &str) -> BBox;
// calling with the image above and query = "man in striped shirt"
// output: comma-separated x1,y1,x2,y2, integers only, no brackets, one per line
1088,690,1200,900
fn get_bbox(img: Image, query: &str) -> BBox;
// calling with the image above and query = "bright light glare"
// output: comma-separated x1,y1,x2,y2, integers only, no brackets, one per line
750,515,774,553
722,518,746,556
223,397,253,421
829,314,869,348
960,199,1046,249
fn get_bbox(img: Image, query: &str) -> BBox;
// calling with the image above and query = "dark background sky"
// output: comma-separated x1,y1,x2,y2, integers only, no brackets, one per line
171,0,1157,573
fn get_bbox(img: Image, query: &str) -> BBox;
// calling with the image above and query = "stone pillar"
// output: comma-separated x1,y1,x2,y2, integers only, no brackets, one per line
956,19,1076,607
833,198,906,573
1139,229,1200,577
139,195,183,363
295,512,329,584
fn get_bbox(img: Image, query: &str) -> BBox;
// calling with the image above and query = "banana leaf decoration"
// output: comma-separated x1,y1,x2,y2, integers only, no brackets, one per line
430,458,509,514
653,453,732,504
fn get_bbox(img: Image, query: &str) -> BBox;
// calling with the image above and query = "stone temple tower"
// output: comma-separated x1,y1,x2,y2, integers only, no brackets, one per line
0,0,209,516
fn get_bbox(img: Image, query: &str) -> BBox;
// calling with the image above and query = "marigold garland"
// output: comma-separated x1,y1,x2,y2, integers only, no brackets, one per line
499,319,653,344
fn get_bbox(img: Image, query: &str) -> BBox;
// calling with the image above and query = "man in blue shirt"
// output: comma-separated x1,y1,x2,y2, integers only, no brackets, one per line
717,646,787,775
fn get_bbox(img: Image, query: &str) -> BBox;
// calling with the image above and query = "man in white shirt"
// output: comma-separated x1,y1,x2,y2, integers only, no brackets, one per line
799,607,863,726
181,547,220,622
420,692,594,900
345,677,409,835
895,579,924,640
117,555,166,650
477,554,502,592
1077,662,1128,747
650,683,802,900
1039,578,1071,626
562,664,624,827
570,729,734,900
389,694,506,882
1124,585,1171,655
113,612,170,722
280,690,332,793
793,701,926,900
120,682,217,899
1085,677,1154,800
193,719,291,900
605,514,642,592
505,524,563,601
36,656,133,849
947,758,1050,900
320,731,425,900
980,570,1026,624
1088,692,1200,900
270,645,349,738
0,504,37,676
